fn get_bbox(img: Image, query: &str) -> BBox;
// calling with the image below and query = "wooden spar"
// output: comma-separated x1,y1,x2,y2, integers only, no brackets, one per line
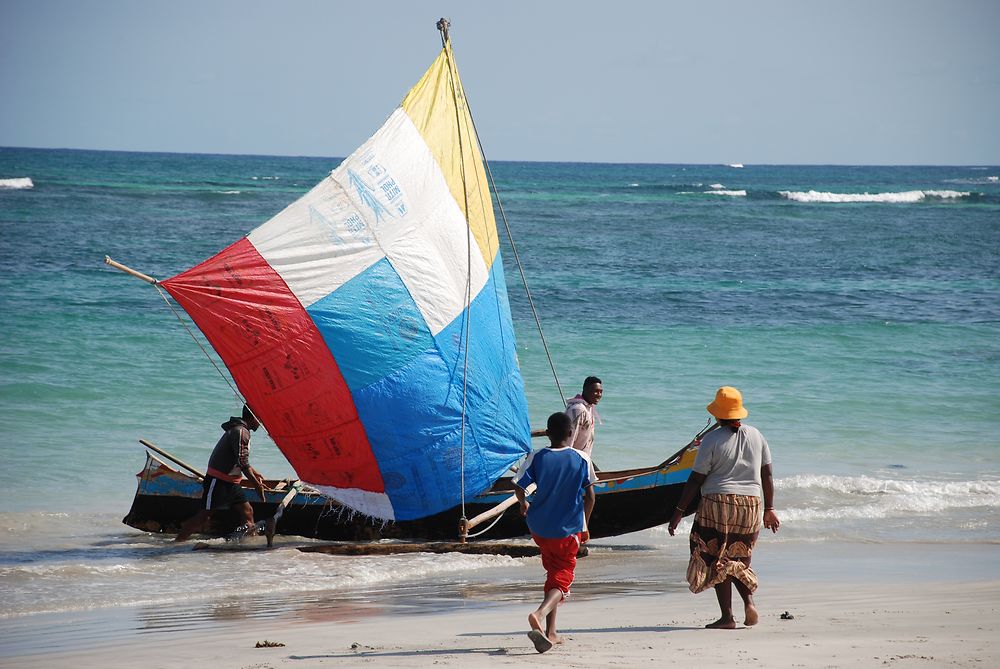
104,256,158,284
270,484,300,523
299,542,539,558
139,439,206,480
462,482,536,540
657,421,719,469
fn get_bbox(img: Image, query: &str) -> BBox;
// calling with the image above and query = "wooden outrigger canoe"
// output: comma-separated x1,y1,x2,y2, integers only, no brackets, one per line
113,24,711,547
123,439,701,543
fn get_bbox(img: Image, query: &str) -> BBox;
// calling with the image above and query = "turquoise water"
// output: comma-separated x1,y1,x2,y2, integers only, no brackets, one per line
1,148,998,650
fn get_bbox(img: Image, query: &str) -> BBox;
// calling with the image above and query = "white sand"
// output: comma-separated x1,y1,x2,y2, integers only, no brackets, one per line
13,579,998,668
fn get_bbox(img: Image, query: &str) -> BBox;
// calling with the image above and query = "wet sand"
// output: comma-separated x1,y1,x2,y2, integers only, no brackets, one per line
4,541,998,668
10,580,998,668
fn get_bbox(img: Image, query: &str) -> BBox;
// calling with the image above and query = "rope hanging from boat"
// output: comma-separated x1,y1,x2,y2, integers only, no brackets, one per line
464,507,509,539
440,18,473,522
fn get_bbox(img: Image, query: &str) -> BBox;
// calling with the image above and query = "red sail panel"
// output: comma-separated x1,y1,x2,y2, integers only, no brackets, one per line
160,237,385,493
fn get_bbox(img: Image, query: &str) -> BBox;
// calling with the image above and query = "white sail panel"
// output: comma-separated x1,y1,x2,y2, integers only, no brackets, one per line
247,177,383,309
250,108,489,337
329,108,489,336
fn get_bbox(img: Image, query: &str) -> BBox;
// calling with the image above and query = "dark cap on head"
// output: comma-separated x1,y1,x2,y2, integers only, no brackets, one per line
241,404,261,429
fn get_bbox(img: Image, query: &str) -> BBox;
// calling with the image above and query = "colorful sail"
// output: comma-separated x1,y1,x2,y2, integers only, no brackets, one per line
159,40,530,521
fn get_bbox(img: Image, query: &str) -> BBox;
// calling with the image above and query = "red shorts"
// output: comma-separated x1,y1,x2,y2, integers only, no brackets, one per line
531,533,582,596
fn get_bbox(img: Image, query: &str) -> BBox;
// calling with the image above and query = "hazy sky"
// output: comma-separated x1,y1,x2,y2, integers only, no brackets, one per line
2,1,998,164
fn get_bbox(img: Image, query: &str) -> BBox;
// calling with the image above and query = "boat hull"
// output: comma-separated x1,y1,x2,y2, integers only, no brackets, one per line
124,449,698,542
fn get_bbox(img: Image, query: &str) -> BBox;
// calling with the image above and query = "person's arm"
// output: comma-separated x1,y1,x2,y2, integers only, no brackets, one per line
667,472,707,536
565,405,586,450
514,485,529,517
581,484,596,543
761,463,780,533
236,429,267,500
249,466,269,499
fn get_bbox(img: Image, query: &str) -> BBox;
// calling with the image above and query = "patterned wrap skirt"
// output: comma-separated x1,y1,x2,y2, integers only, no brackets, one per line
686,493,762,594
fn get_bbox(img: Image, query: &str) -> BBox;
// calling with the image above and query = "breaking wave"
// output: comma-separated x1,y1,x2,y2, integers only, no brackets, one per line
779,189,971,203
0,177,33,190
776,474,1000,521
680,183,746,197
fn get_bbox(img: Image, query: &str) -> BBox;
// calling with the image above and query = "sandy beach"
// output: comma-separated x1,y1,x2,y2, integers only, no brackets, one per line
8,546,997,669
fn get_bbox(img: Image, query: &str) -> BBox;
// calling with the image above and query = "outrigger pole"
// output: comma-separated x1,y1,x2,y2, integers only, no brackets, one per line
103,255,247,404
104,256,158,284
139,439,205,480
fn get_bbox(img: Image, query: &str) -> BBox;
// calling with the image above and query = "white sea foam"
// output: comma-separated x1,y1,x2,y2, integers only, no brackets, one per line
780,189,971,203
709,183,725,189
776,474,1000,522
0,537,526,618
215,190,241,195
988,176,999,182
0,177,33,190
728,163,744,168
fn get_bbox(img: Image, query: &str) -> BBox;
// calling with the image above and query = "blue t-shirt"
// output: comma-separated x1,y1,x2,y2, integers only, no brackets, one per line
513,446,597,539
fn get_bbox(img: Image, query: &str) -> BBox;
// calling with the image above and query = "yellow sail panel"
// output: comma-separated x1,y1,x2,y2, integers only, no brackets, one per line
401,43,498,267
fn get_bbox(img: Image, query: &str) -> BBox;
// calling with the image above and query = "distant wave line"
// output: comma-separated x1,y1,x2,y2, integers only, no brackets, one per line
780,189,971,203
678,189,747,197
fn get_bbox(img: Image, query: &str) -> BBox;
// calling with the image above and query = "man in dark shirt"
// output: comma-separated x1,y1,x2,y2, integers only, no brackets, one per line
175,405,268,543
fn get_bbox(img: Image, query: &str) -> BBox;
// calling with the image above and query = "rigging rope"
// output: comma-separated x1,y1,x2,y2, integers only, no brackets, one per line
441,24,473,521
465,94,567,407
154,283,245,407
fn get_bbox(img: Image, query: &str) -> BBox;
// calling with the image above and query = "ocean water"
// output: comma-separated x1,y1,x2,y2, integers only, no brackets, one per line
1,147,999,656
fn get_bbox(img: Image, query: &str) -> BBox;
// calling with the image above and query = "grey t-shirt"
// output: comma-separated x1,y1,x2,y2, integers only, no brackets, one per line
692,424,772,497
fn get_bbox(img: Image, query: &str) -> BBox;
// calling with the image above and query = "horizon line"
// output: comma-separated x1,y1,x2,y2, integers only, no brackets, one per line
1,144,998,169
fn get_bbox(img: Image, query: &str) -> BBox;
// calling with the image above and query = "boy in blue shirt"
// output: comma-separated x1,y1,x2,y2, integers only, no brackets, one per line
514,412,597,653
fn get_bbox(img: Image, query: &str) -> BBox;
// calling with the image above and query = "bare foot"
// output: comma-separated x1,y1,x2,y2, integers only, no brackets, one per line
528,612,543,633
705,617,737,629
548,633,566,645
744,603,759,626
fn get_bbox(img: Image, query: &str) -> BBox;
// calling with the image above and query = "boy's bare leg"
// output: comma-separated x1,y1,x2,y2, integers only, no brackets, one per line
528,588,563,633
546,606,565,644
527,588,562,653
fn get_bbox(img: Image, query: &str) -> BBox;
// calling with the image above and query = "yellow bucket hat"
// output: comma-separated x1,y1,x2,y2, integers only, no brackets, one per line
707,386,748,420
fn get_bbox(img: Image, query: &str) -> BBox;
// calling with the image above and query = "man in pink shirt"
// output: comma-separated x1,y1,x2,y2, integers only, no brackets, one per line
564,376,603,458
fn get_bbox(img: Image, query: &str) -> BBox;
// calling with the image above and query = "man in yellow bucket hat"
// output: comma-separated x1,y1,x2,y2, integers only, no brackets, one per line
668,387,780,629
